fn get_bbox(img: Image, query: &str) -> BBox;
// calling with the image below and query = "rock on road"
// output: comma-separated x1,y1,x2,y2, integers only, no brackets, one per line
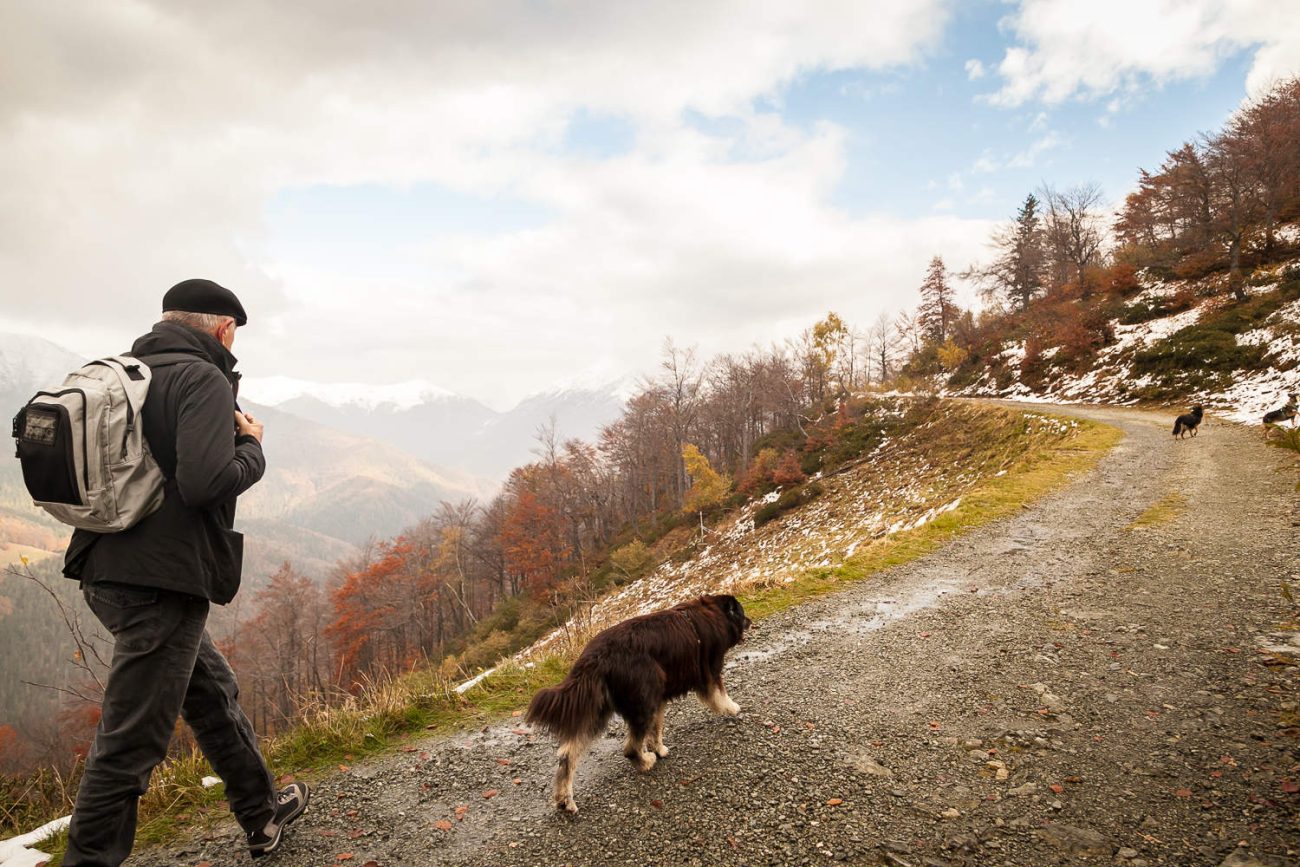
141,404,1299,866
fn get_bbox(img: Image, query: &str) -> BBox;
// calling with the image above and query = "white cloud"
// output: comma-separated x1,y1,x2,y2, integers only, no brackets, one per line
1006,131,1065,168
965,58,986,80
0,1,976,403
989,0,1300,106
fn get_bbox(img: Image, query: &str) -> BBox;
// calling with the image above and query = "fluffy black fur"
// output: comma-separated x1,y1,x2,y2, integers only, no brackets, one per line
1172,405,1203,438
526,594,751,812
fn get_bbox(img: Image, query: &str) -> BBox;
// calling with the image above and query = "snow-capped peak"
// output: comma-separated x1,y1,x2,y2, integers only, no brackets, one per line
239,375,461,411
0,333,87,390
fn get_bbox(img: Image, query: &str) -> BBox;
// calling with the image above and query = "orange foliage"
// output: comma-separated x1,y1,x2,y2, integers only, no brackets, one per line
771,451,807,487
499,491,570,599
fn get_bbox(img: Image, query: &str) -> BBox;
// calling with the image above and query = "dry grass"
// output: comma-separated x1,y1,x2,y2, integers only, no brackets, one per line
740,410,1122,619
1126,492,1187,530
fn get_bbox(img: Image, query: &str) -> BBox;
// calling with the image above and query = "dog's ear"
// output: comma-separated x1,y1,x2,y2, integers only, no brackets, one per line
721,595,750,629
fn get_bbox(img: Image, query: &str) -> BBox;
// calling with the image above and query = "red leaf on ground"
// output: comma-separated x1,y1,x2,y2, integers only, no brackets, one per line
512,778,522,785
826,798,844,806
511,710,523,717
512,728,529,736
928,721,942,730
434,820,453,831
483,789,499,799
1049,784,1064,794
918,632,931,638
650,799,663,809
1280,780,1299,794
496,758,511,765
1174,788,1193,798
320,830,339,838
363,862,379,867
277,774,295,785
454,805,469,817
338,764,350,772
336,855,354,862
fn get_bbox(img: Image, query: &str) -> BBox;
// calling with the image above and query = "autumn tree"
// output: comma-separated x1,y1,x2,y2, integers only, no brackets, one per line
681,443,730,516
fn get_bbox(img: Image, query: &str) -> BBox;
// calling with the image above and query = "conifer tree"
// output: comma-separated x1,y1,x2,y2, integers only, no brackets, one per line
917,255,955,343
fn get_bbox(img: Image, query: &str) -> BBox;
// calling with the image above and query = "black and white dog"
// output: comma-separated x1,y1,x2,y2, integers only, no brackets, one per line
1263,393,1298,437
1172,405,1204,439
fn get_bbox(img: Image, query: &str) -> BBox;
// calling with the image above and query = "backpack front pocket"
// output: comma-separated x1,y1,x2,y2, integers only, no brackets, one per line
15,401,83,505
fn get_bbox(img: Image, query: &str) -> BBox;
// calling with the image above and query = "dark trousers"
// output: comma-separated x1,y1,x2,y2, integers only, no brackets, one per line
63,583,275,867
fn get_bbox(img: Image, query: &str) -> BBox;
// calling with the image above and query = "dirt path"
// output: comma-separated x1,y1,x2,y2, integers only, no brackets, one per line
139,405,1299,866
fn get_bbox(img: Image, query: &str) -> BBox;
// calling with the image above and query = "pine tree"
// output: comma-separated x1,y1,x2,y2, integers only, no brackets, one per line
1008,193,1045,310
917,255,955,343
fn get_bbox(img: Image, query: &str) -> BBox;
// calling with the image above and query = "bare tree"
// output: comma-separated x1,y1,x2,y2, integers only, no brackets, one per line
1040,182,1106,294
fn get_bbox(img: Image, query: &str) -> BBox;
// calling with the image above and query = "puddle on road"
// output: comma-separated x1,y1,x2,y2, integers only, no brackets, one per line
729,577,968,669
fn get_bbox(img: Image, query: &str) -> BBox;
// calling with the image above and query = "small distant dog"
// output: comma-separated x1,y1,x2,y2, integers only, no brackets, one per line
1263,394,1298,436
525,594,751,813
1172,405,1204,438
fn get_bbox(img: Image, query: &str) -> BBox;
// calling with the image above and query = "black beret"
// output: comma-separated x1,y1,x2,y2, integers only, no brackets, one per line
162,278,248,326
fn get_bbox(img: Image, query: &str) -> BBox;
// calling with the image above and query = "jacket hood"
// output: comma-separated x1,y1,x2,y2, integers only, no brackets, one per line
131,321,240,382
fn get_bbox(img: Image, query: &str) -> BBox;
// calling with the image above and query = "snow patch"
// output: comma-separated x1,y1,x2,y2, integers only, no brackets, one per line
0,816,71,867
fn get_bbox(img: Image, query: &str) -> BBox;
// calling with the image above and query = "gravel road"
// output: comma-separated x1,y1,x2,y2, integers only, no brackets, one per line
138,404,1299,866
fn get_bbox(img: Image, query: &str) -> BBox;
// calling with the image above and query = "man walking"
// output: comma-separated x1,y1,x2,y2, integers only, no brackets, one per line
61,279,308,865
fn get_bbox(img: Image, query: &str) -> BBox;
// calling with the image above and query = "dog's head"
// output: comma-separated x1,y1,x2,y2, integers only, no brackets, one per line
708,594,752,643
1191,405,1203,415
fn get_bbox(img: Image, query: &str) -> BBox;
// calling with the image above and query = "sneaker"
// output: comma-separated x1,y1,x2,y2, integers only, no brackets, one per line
247,782,310,858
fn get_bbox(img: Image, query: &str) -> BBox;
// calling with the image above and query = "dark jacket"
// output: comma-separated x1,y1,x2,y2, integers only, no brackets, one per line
63,321,265,604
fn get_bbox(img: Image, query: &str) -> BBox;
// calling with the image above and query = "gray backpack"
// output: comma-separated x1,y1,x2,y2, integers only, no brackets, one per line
12,353,191,532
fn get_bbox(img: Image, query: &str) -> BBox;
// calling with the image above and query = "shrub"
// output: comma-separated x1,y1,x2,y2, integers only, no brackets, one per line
1119,291,1196,325
738,448,781,496
752,481,825,527
771,451,807,486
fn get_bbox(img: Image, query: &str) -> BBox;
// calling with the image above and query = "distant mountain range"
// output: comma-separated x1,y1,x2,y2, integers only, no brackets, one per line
0,332,630,586
240,375,634,481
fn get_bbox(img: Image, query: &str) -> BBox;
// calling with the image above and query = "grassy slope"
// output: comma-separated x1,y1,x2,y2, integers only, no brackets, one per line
12,403,1121,862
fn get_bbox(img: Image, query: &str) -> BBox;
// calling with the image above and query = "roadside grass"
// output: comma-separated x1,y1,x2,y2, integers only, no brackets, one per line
12,405,1122,863
1126,492,1188,530
740,411,1121,619
20,657,571,863
1266,425,1300,453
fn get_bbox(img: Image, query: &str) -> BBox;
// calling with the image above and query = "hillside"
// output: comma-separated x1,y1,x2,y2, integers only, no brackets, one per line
948,251,1300,423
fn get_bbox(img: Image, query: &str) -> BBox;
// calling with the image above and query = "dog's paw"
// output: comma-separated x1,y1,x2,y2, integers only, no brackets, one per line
720,698,741,717
557,798,578,814
653,743,670,758
636,751,657,772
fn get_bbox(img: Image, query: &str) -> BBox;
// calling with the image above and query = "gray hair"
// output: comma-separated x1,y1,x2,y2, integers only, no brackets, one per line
161,310,234,333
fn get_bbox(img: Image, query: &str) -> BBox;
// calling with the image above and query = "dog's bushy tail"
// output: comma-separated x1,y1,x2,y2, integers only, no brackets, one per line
1172,419,1182,436
526,668,608,741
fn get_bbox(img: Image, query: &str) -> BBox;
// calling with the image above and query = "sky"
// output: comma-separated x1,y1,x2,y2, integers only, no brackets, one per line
1,0,1297,409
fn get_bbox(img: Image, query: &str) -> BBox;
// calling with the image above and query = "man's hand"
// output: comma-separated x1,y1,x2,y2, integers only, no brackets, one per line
235,410,264,444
